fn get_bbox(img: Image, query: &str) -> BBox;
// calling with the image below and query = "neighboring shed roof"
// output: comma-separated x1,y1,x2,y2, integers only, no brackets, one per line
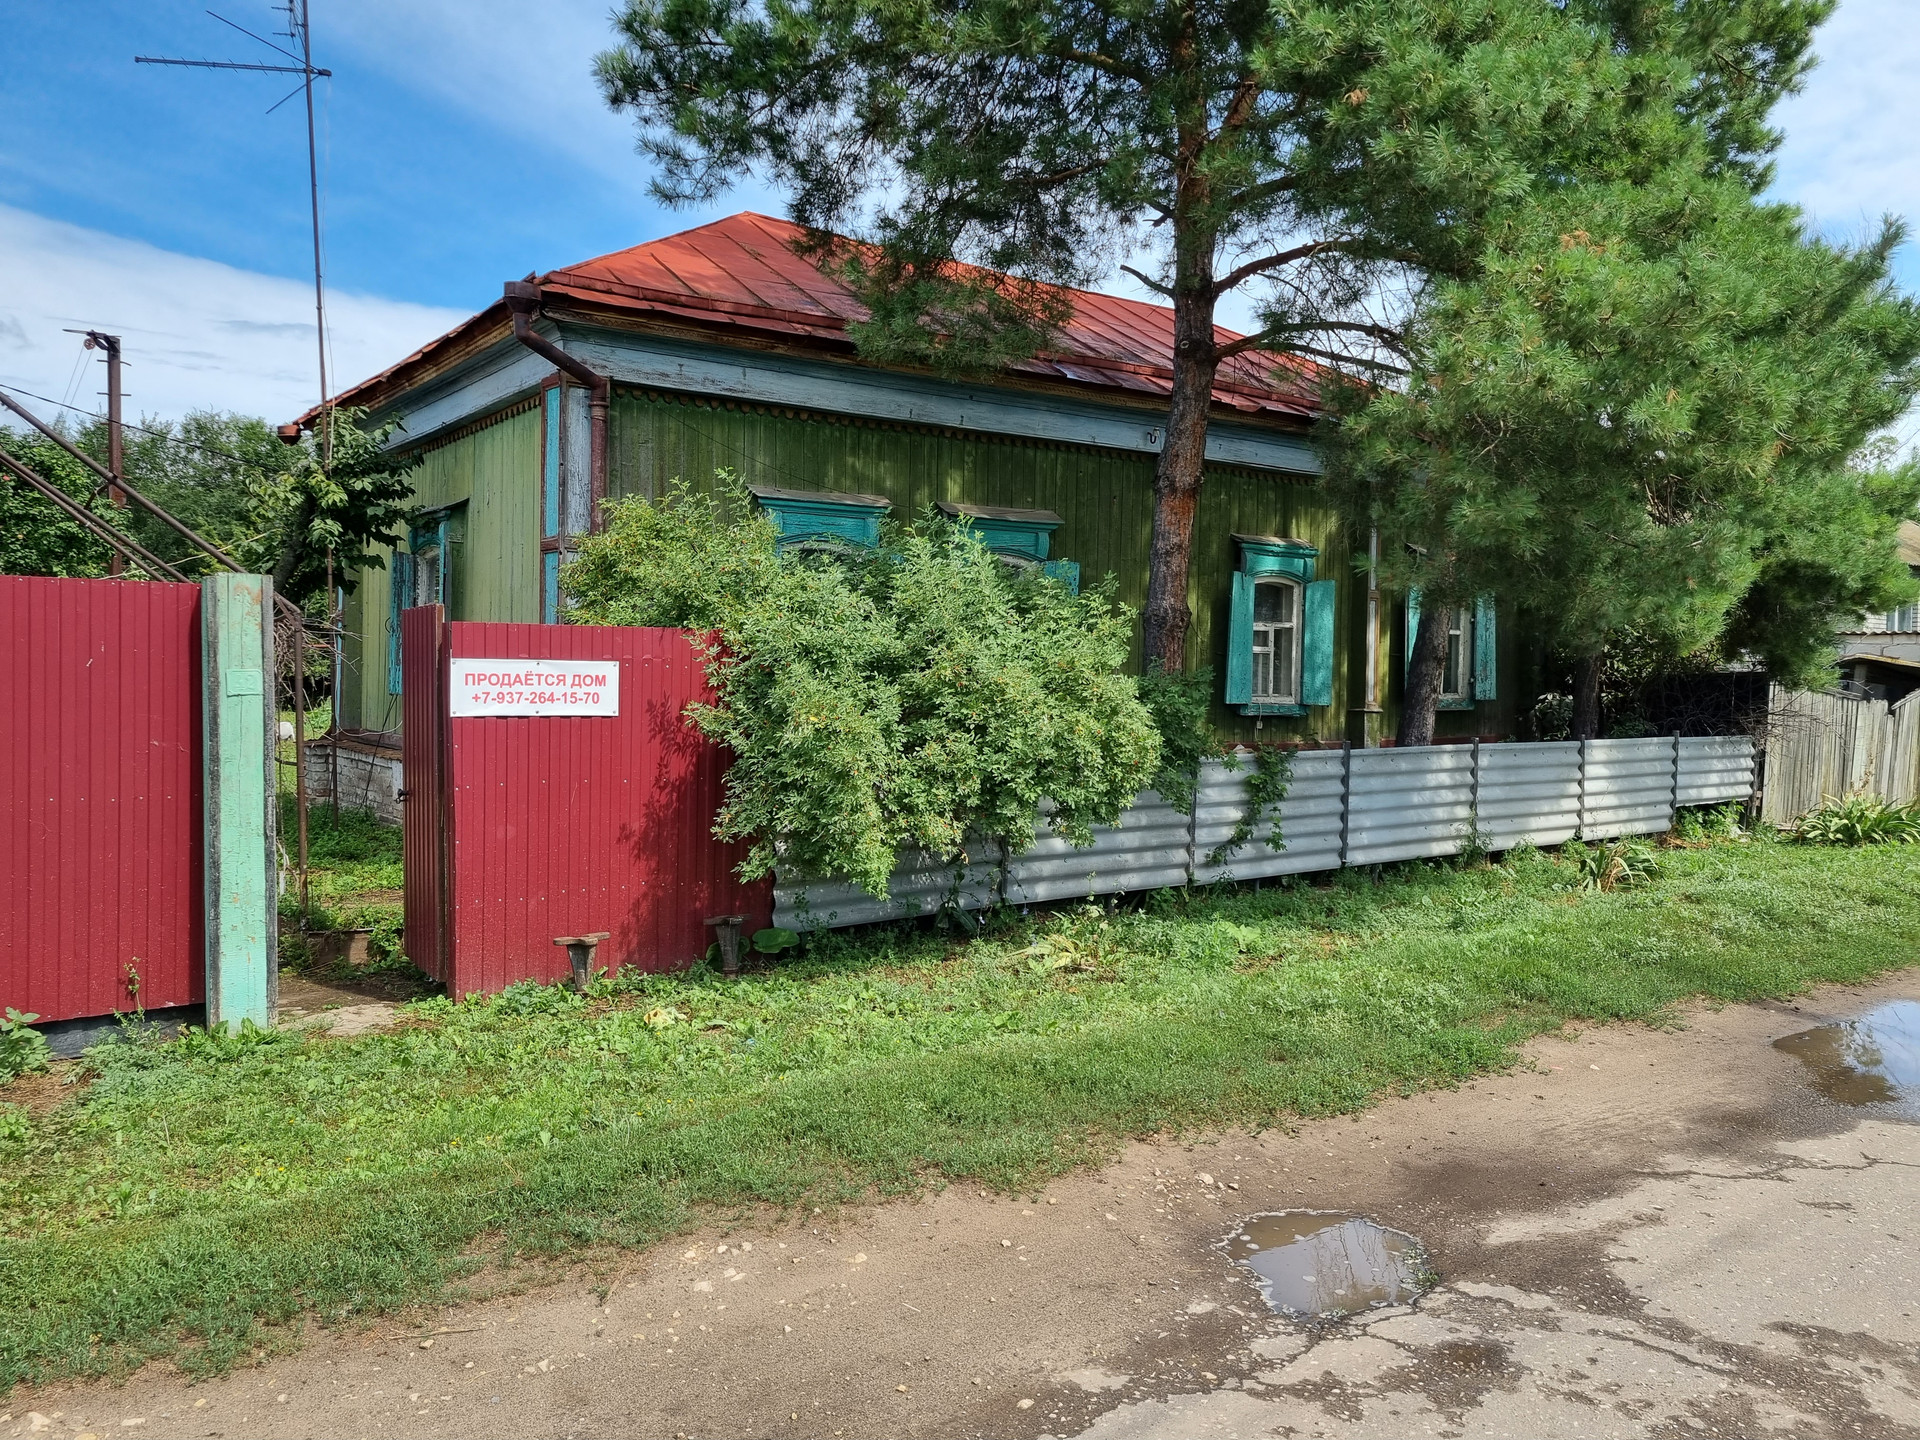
323,213,1324,426
1899,519,1920,569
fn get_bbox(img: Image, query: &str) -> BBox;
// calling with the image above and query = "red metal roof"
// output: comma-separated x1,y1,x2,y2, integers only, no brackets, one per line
329,212,1323,424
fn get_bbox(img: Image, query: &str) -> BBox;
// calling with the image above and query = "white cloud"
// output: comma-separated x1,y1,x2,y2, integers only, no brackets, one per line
327,0,646,183
1770,0,1920,271
0,203,467,423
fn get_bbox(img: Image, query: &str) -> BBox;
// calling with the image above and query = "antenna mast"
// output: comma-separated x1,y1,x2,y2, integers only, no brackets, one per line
137,2,333,461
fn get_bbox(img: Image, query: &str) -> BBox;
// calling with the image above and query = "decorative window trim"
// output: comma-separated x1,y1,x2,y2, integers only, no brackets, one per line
1233,533,1318,581
1225,535,1334,714
749,484,890,550
934,501,1078,593
389,504,465,692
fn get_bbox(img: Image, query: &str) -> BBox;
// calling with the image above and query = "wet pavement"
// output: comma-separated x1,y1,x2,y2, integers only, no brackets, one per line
11,972,1920,1440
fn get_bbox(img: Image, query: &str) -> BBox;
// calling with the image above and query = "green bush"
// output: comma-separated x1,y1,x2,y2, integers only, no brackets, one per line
562,476,1161,896
1794,793,1920,846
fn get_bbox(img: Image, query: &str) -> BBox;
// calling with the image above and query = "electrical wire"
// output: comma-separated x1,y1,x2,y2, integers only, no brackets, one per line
0,381,293,472
56,340,89,415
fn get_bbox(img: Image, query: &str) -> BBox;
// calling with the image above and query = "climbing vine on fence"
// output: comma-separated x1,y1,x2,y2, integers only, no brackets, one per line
1207,744,1295,867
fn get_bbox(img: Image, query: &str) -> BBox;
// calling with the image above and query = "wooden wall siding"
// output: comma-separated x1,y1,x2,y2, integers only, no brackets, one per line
610,387,1397,743
339,406,540,733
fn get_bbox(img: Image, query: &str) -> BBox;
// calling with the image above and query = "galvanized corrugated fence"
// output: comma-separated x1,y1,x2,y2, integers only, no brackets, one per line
775,735,1756,931
1761,685,1920,823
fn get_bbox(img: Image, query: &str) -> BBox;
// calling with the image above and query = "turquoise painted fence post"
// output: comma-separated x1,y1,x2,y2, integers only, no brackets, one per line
203,573,279,1028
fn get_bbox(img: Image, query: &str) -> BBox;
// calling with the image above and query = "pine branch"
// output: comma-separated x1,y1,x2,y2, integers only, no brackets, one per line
1215,317,1410,362
1119,264,1174,297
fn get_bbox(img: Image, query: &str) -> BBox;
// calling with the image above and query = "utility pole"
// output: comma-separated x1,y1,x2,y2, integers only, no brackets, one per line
82,331,126,576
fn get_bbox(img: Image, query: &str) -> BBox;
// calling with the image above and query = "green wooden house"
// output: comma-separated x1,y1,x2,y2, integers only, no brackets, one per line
316,213,1513,748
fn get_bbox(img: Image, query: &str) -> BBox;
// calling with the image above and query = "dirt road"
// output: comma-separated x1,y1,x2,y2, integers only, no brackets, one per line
11,972,1919,1440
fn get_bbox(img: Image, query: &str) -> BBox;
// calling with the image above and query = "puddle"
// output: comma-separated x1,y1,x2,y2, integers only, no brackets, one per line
1226,1212,1429,1318
1775,1001,1920,1116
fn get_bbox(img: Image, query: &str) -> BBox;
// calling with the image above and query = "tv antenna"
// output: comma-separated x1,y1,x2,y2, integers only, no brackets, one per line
137,3,335,462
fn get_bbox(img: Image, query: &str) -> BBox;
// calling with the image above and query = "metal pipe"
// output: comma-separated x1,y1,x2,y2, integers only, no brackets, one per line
292,611,309,923
0,449,188,581
298,0,331,471
0,388,253,581
6,381,311,927
504,281,609,530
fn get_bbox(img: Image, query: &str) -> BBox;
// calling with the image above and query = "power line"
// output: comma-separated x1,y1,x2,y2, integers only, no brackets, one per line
0,381,295,473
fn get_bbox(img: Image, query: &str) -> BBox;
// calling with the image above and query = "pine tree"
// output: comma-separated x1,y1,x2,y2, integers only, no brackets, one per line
1323,172,1920,740
597,0,1820,672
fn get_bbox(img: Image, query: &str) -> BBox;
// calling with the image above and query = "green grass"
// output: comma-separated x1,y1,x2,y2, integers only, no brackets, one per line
3,834,1917,1389
277,802,412,978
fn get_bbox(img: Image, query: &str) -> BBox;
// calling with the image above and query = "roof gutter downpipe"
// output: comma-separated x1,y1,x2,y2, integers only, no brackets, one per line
504,280,608,530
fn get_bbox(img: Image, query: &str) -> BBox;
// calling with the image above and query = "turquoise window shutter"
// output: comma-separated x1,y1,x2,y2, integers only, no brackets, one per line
542,551,561,624
1473,593,1498,701
1302,579,1335,707
1404,587,1421,682
541,387,561,539
1225,571,1255,705
1041,559,1080,595
386,549,413,695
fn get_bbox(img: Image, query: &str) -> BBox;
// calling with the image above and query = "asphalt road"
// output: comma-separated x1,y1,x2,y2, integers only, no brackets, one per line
11,971,1919,1440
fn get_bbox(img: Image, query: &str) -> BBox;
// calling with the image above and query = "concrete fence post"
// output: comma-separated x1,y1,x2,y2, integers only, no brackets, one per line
203,573,278,1028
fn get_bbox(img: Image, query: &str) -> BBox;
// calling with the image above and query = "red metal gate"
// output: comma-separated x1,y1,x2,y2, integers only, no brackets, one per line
400,606,452,984
402,612,771,995
1,577,204,1022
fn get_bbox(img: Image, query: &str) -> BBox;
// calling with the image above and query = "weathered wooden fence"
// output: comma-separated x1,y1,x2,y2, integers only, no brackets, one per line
1761,685,1920,824
777,735,1757,932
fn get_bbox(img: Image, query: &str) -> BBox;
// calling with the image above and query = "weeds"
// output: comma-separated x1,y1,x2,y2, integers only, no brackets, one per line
277,801,423,989
1566,838,1661,891
1672,802,1745,845
0,1010,49,1083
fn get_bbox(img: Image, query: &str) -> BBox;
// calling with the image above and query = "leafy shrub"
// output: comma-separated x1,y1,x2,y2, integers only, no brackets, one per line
1567,839,1660,891
1794,793,1920,846
563,476,1161,896
1136,662,1213,813
0,1010,50,1083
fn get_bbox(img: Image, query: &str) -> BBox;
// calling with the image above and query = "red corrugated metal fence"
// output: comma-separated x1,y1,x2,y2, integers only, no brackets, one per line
1,577,204,1023
404,615,771,994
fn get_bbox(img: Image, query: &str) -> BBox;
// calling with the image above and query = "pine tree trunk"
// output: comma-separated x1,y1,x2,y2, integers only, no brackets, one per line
1572,652,1605,740
1399,603,1449,746
1142,275,1219,670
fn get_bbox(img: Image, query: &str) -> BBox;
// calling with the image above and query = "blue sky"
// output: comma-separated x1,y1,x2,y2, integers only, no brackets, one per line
1,0,1915,424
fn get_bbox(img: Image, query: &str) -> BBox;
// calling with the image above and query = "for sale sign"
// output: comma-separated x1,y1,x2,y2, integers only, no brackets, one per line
449,659,620,717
